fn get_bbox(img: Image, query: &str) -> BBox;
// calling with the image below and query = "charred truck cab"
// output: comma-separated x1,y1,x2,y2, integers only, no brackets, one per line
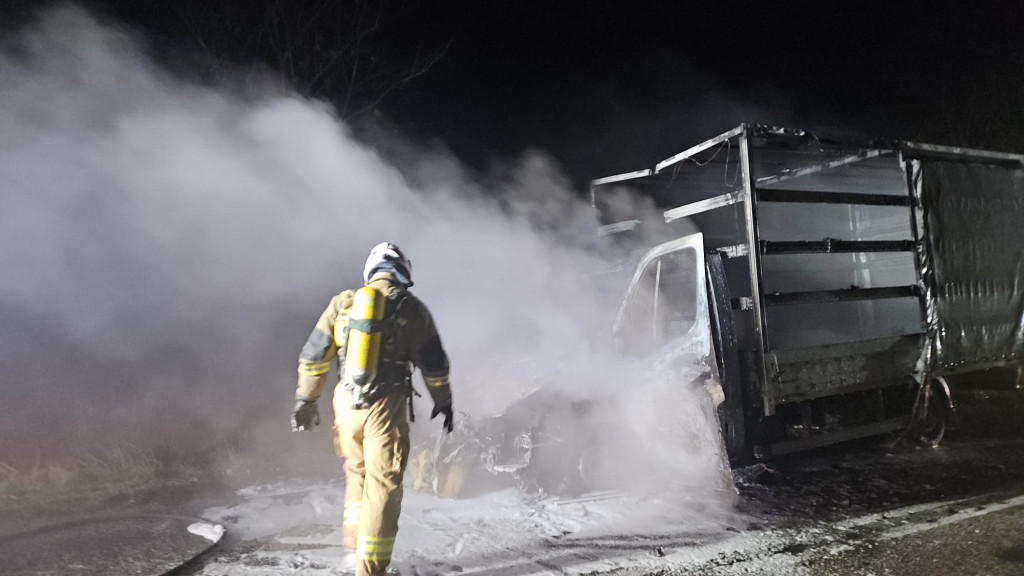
594,125,1024,462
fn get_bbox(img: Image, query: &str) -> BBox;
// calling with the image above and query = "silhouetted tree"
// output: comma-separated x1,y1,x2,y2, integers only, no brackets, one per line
171,0,449,118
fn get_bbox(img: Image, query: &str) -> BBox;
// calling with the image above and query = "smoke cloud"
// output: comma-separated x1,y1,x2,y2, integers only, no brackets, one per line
0,4,731,519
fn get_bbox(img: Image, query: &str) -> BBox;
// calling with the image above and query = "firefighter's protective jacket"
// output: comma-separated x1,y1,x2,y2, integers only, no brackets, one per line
295,272,452,408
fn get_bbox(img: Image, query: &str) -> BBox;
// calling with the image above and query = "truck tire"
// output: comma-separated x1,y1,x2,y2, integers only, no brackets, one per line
912,378,950,447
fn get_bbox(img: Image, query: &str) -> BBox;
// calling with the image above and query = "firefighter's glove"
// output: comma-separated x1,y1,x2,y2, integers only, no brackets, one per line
291,399,320,432
431,404,454,434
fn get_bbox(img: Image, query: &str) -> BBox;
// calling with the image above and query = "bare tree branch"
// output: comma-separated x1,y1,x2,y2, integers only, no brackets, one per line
171,0,449,118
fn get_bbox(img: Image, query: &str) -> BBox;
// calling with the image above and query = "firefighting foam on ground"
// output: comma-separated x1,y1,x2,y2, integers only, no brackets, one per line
0,4,734,565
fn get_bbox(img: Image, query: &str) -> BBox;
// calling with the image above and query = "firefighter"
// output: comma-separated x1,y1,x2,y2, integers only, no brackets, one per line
291,242,454,576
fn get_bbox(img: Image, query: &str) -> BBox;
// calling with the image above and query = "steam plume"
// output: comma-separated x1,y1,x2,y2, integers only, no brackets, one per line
0,5,731,517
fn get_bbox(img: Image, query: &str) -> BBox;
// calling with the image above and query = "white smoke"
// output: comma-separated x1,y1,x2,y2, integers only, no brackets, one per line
0,4,732,518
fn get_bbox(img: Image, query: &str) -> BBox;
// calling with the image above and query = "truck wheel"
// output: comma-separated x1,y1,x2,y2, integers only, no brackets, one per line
913,379,949,447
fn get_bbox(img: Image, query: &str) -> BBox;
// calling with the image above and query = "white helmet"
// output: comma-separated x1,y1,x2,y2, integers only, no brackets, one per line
363,242,413,285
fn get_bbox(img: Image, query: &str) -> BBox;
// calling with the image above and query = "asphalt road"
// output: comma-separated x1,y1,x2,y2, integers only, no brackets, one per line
0,515,221,576
4,391,1021,576
809,500,1024,576
635,390,1024,576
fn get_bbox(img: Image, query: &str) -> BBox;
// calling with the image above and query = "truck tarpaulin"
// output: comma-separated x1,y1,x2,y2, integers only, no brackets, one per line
914,160,1024,371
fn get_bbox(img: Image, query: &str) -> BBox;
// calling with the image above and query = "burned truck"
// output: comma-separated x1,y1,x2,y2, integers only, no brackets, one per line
413,124,1024,498
591,124,1024,461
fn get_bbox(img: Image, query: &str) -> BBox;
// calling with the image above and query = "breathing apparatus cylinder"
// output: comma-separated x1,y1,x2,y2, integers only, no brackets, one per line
342,286,385,407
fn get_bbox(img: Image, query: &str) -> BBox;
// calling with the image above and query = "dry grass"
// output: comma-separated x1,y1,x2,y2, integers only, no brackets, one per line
0,433,341,537
0,444,220,529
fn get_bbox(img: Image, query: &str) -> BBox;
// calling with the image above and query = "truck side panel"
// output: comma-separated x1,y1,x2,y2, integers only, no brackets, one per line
914,160,1024,373
768,334,921,404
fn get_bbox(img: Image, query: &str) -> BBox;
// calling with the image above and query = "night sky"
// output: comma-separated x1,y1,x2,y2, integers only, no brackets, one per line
32,1,1024,185
385,1,1024,183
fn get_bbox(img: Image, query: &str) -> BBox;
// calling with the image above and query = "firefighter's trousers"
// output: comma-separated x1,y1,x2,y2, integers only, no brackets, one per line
334,387,410,576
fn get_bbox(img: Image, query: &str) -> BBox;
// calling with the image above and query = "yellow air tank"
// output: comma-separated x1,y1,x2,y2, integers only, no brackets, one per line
343,286,386,395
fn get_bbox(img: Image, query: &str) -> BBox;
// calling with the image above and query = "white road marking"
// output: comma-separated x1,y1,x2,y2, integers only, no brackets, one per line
878,494,1024,540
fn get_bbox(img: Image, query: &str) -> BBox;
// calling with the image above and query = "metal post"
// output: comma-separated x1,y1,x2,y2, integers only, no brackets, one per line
739,127,772,415
653,259,662,344
903,155,933,382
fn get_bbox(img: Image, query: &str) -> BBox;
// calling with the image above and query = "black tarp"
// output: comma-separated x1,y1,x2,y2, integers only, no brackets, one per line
916,160,1024,370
